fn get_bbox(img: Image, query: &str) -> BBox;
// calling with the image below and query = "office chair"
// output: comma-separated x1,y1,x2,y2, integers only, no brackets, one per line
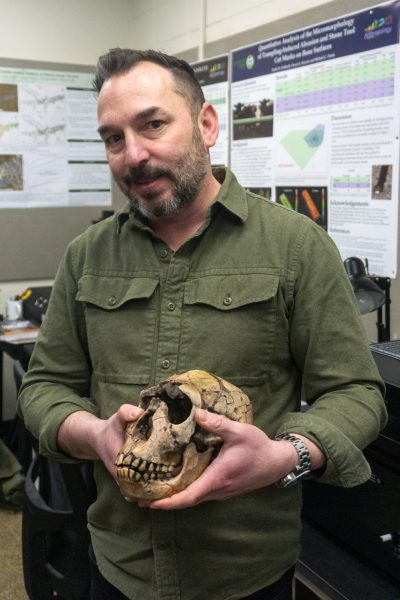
14,360,96,600
13,359,34,473
22,456,96,600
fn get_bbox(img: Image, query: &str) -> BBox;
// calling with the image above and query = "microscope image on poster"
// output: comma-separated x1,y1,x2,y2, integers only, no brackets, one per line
371,164,392,200
275,186,328,230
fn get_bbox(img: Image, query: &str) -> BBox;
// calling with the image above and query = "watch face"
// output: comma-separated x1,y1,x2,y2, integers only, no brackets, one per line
277,468,312,488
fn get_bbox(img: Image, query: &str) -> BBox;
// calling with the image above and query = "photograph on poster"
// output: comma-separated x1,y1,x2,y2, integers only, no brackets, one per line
0,154,23,190
372,164,392,200
232,98,274,140
276,185,328,229
0,83,18,111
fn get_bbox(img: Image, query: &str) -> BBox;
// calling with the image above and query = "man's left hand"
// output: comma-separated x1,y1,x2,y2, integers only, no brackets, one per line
143,408,298,510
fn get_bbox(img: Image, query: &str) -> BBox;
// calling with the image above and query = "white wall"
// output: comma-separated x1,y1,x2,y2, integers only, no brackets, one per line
0,0,132,65
127,0,334,55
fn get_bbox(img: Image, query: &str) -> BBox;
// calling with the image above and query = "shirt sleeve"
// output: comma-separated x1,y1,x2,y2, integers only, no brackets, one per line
277,219,387,487
17,240,98,461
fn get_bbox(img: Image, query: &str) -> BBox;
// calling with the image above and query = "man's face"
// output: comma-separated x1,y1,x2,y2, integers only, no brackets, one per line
97,62,210,219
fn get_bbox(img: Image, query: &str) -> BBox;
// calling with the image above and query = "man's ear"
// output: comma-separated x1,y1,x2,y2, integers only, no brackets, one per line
197,102,219,149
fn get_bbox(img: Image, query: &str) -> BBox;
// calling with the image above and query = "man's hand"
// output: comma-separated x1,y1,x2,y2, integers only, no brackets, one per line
146,408,300,510
57,404,144,479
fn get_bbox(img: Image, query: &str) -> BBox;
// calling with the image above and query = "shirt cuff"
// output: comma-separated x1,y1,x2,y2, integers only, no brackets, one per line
277,412,371,487
39,397,98,463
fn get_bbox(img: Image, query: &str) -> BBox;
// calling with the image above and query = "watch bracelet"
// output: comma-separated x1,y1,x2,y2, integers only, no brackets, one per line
275,433,312,486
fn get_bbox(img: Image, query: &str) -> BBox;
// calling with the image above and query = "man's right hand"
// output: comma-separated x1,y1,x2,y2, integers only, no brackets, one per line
57,405,144,478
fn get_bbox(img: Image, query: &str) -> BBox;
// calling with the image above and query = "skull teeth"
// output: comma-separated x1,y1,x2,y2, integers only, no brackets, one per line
116,455,181,482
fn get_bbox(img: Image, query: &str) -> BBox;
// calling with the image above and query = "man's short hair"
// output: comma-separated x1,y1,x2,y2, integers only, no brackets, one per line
93,48,205,116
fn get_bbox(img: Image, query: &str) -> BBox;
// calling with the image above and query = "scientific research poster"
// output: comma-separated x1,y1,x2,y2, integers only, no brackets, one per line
231,1,399,277
192,55,229,166
0,66,111,208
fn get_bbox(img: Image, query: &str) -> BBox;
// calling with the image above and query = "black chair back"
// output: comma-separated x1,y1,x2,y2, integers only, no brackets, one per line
22,455,96,600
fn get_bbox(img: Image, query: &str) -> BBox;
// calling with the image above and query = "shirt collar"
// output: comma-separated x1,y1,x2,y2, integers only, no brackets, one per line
115,166,248,234
211,167,248,223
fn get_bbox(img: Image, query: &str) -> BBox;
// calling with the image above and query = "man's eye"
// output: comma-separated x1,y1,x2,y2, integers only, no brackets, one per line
147,120,163,130
104,134,123,148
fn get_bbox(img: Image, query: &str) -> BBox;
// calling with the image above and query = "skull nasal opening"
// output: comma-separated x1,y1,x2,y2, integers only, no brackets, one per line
161,383,193,424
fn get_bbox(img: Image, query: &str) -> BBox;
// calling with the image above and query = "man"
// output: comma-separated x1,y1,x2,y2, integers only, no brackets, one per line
18,49,386,600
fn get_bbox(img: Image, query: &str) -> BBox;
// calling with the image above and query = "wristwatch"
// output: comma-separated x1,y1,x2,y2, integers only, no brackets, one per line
275,433,312,488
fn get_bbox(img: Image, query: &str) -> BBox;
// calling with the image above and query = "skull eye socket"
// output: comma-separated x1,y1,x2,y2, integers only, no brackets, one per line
162,385,192,424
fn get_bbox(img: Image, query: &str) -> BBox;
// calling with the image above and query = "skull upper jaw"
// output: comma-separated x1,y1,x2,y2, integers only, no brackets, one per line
117,442,214,501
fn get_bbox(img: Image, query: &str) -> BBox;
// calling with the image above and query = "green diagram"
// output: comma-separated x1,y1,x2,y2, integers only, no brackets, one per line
280,123,325,169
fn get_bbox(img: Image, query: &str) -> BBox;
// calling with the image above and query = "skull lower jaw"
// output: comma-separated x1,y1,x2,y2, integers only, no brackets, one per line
117,442,214,501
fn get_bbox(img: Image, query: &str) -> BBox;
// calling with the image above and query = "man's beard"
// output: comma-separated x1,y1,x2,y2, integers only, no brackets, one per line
122,125,210,219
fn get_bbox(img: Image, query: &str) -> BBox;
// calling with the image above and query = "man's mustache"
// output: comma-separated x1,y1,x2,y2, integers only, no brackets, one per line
122,164,173,187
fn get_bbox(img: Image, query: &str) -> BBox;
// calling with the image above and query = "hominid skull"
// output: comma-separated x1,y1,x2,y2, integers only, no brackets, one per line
115,370,252,501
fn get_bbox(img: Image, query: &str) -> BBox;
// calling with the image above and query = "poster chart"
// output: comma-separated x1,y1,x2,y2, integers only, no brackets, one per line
231,1,400,278
192,55,229,166
0,65,111,208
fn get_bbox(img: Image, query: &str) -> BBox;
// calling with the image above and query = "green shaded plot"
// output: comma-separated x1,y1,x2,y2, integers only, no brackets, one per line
281,125,324,169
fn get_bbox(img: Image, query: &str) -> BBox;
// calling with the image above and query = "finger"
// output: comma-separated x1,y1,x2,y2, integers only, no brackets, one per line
149,487,202,510
117,403,144,422
149,459,220,510
195,408,240,441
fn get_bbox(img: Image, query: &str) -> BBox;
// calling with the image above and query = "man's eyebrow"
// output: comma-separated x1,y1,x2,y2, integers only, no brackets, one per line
136,106,163,120
97,106,166,138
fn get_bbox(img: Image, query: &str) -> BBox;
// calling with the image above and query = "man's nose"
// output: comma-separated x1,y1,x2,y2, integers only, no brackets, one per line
124,134,150,167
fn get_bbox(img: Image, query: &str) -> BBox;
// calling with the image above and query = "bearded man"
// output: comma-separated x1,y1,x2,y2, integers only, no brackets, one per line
18,48,386,600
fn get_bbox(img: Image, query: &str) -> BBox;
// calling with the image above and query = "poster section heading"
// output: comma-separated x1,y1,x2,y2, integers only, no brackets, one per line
232,1,400,81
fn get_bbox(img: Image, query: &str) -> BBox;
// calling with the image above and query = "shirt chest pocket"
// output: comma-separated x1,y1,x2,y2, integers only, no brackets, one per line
76,275,159,384
179,273,279,385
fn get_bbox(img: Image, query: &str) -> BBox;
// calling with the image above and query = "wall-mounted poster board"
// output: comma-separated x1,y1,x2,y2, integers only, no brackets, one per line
191,55,230,167
0,57,113,281
0,65,110,209
231,0,399,278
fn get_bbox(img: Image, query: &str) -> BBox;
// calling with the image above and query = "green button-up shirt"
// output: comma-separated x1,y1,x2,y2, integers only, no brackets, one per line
18,167,386,600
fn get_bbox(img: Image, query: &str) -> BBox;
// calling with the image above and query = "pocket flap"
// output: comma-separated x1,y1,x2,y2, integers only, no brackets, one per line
76,275,159,309
184,273,279,310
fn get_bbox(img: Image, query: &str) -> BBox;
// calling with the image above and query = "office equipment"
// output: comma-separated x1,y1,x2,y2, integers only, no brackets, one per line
22,286,52,324
370,339,400,387
344,257,391,342
301,343,400,590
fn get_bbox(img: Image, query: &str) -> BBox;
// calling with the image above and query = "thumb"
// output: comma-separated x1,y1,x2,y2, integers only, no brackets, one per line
117,404,144,423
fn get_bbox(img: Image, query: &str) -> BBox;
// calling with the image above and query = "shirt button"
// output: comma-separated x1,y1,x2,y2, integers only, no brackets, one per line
108,296,117,306
161,359,170,369
167,302,175,311
223,296,232,306
160,249,168,258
